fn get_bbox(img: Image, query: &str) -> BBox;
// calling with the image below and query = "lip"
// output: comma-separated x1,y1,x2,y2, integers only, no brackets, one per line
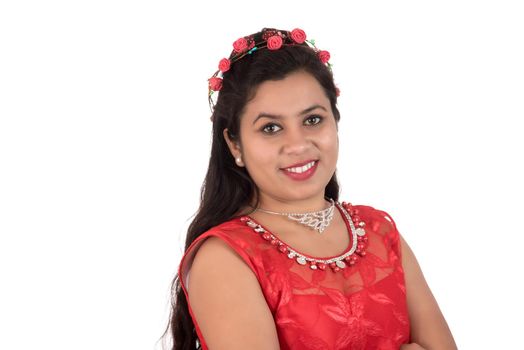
280,160,319,181
281,159,318,170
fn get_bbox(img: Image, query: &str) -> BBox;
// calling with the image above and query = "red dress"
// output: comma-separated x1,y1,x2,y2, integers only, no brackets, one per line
179,202,411,349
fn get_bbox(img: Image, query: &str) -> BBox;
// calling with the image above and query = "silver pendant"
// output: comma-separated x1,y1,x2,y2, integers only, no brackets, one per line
287,203,334,234
256,198,336,234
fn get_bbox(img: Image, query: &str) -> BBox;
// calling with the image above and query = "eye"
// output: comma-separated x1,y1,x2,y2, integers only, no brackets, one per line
261,123,282,134
304,115,323,126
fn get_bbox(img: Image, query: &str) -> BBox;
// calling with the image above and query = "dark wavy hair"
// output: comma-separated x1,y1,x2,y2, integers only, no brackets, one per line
162,28,342,350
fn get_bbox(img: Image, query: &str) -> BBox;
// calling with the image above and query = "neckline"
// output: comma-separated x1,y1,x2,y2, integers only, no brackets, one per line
244,202,355,260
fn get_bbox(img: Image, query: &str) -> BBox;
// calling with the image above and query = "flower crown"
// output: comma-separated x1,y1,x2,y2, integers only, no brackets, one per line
207,28,338,113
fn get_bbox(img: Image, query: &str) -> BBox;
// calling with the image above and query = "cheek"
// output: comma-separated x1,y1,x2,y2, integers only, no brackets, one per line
243,139,276,168
319,128,339,153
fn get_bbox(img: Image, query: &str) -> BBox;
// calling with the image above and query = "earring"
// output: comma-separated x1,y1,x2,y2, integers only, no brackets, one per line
235,156,243,166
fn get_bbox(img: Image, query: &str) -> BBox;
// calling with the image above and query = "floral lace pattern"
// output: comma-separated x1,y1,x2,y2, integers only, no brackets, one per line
179,204,410,349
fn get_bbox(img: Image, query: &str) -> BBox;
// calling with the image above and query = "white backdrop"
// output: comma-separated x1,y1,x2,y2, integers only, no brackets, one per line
1,0,523,349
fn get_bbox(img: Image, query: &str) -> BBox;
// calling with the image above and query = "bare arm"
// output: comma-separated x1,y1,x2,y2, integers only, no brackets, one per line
400,234,458,349
187,237,280,350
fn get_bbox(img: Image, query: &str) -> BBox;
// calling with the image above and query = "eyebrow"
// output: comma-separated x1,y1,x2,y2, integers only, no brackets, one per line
252,104,328,125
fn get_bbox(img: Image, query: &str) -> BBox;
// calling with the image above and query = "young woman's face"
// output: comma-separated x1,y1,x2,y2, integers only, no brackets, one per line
225,70,339,205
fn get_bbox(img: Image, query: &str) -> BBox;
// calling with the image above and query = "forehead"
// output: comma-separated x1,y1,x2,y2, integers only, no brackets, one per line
241,70,330,120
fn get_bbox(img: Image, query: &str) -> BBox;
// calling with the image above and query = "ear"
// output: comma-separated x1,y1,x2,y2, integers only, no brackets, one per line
223,128,242,159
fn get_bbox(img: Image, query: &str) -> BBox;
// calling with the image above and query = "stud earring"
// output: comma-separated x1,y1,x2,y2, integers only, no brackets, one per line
235,156,243,166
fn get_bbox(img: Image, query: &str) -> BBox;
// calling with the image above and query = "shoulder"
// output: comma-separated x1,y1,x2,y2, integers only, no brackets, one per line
190,235,251,279
178,215,265,279
186,213,268,282
200,216,261,243
344,202,404,262
187,235,258,301
179,218,258,285
348,202,400,236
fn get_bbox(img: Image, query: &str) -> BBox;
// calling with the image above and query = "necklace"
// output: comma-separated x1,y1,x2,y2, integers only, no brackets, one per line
240,201,368,273
255,198,335,234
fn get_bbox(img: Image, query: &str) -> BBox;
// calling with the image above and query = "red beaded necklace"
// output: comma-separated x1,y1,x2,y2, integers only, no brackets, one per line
240,202,368,273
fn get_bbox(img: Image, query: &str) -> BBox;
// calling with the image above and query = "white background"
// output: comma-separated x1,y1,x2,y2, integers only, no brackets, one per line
1,0,523,349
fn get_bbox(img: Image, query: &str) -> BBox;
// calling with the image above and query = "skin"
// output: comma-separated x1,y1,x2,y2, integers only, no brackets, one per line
187,70,457,349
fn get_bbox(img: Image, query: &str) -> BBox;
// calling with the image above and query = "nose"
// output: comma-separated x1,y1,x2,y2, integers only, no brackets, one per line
281,126,312,155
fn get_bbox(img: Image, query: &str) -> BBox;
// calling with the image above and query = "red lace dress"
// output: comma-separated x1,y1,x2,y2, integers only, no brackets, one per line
179,202,411,349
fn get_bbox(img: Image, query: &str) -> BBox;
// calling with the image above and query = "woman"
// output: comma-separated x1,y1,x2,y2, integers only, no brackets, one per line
164,27,457,350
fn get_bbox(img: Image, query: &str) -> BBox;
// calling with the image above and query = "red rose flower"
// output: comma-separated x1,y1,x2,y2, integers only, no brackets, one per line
290,28,306,44
208,77,223,91
233,38,248,53
267,35,283,50
218,58,230,72
318,50,331,63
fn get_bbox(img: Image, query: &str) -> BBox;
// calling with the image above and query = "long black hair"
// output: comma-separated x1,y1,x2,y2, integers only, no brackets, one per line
162,28,342,350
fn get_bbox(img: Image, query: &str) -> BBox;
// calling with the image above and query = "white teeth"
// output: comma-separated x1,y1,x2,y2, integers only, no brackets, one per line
285,161,316,174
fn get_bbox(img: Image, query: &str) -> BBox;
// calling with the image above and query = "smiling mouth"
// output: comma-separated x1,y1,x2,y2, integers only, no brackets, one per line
282,160,318,174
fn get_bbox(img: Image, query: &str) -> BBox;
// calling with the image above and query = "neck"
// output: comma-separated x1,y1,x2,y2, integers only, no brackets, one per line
255,193,330,213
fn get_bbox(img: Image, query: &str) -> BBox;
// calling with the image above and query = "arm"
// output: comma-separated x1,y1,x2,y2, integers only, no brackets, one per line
187,236,280,350
400,234,458,350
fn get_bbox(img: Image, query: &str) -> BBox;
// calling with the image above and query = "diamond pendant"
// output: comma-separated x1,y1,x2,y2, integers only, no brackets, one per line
286,200,335,234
